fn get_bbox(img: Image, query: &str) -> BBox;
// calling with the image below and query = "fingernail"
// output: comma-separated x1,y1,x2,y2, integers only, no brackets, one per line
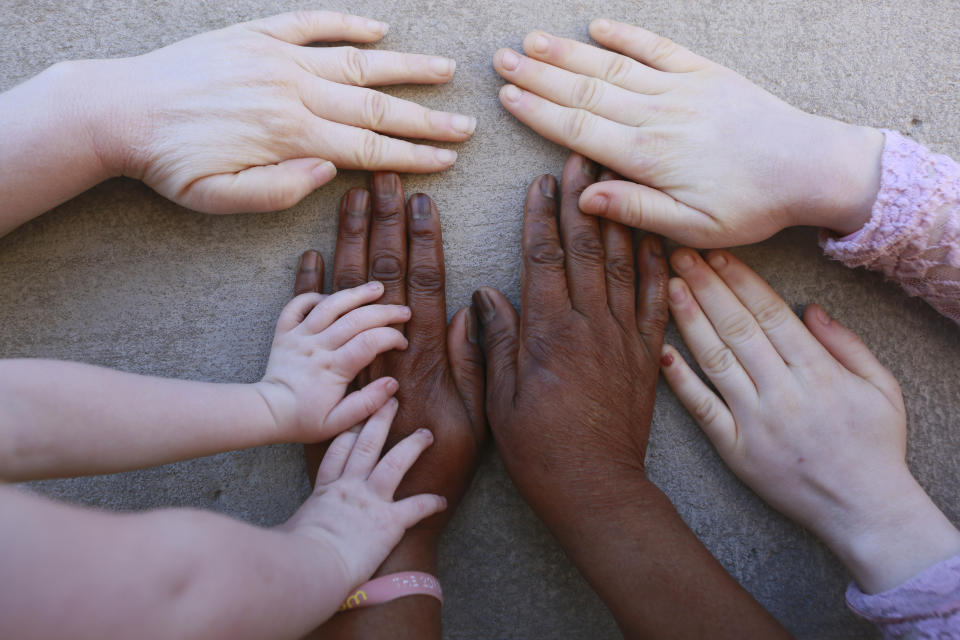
648,235,663,258
816,305,831,325
660,351,674,367
539,174,557,199
418,427,434,440
299,251,319,273
593,19,612,33
430,57,454,75
439,496,448,509
434,148,457,164
472,289,496,323
451,114,477,135
708,252,727,270
385,377,399,393
367,280,383,292
500,49,520,71
584,193,607,212
365,19,388,34
372,172,398,198
501,84,522,103
532,34,550,53
410,193,432,220
673,251,695,271
312,161,336,185
668,280,686,303
347,188,369,217
581,157,598,178
465,306,479,344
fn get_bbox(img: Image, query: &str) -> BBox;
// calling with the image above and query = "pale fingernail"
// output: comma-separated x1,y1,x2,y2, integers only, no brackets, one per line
451,114,476,135
708,252,727,270
501,84,522,103
367,281,383,291
532,34,550,53
385,378,399,392
430,57,454,75
816,305,831,325
500,49,520,71
418,427,433,439
673,251,695,271
434,148,457,164
312,161,336,185
593,19,612,33
584,194,607,212
365,19,388,34
668,279,687,303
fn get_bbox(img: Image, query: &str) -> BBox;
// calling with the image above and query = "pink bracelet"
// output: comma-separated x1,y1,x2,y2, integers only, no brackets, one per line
338,571,443,612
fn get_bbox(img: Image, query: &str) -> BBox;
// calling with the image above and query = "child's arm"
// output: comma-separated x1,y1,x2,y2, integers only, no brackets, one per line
0,10,472,237
0,282,408,482
661,248,960,629
0,400,445,640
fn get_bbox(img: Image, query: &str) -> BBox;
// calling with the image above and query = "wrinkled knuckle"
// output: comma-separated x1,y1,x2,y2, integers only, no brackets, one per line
605,255,635,286
649,36,679,64
691,395,717,425
562,108,592,144
335,272,366,291
370,253,403,282
357,130,387,166
602,54,632,85
354,437,380,457
526,238,565,268
717,312,758,346
701,344,737,376
571,75,603,110
361,91,390,129
751,298,791,332
407,264,444,295
569,232,605,263
343,47,371,85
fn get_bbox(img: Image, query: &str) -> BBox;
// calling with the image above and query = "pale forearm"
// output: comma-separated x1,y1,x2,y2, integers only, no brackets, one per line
0,359,279,481
0,60,116,236
0,486,348,640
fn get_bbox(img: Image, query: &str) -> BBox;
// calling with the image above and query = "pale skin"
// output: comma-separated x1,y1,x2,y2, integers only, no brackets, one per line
661,248,960,594
0,10,476,237
0,281,408,482
493,18,884,246
0,399,447,640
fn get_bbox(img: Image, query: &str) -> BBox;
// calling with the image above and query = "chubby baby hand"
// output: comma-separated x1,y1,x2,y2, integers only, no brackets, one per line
256,281,409,443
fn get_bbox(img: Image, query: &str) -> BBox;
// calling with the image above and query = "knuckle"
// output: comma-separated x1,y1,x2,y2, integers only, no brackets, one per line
605,255,635,286
570,75,604,110
568,232,605,263
751,297,791,331
526,238,565,268
601,54,633,85
357,130,388,166
361,91,390,129
691,394,717,425
716,311,759,346
649,36,679,64
334,272,366,291
700,344,738,376
370,253,403,282
562,108,592,143
353,436,380,457
343,47,371,85
407,264,444,295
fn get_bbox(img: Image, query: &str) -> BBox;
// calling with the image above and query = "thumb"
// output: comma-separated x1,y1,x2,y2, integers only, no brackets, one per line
176,159,337,214
580,180,716,247
472,287,519,412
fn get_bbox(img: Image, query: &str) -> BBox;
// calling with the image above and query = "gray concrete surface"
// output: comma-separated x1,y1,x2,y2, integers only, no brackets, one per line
1,1,958,637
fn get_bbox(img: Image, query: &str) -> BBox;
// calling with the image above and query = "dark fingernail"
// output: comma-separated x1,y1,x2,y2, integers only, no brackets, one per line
472,289,496,324
581,157,598,178
373,172,399,198
298,251,319,273
410,193,433,220
648,235,663,258
539,174,557,199
465,306,479,344
347,189,369,217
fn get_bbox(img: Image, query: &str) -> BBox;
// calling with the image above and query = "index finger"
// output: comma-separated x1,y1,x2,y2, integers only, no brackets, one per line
522,175,571,320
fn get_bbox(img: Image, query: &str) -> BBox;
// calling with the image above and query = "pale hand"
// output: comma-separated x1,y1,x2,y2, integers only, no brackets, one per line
80,10,475,213
494,19,884,246
661,248,960,593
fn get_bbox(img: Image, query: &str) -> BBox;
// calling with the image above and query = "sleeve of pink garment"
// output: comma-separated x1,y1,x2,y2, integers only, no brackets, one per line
820,129,960,324
845,553,960,637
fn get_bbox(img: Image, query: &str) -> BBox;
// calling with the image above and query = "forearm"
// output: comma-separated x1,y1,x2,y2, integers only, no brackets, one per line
0,359,279,481
548,477,789,639
0,60,117,236
307,531,442,639
0,485,347,640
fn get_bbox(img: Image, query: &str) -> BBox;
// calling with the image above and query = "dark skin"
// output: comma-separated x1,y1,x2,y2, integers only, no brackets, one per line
292,173,486,639
474,152,791,639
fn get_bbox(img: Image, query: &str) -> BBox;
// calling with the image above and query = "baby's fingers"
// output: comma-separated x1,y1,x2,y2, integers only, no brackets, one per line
367,428,435,498
660,344,737,455
276,292,327,333
315,429,360,486
334,327,408,378
392,493,448,530
318,304,411,349
324,377,400,437
342,398,399,478
301,281,386,333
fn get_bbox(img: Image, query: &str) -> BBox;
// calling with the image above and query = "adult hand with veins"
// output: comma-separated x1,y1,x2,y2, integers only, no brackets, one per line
472,152,791,638
291,172,487,639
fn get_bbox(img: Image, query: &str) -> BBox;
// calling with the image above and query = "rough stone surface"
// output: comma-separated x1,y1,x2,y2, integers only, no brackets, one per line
1,1,958,638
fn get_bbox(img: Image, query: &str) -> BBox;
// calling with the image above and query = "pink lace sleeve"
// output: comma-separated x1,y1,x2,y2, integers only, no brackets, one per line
846,554,960,637
820,129,960,324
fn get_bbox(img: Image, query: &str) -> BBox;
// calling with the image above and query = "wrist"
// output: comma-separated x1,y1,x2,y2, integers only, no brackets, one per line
373,530,439,576
790,117,884,236
821,472,960,594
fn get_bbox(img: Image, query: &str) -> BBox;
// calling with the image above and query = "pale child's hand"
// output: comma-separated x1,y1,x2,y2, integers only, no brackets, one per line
494,19,884,246
660,248,960,593
255,281,410,443
281,399,445,589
